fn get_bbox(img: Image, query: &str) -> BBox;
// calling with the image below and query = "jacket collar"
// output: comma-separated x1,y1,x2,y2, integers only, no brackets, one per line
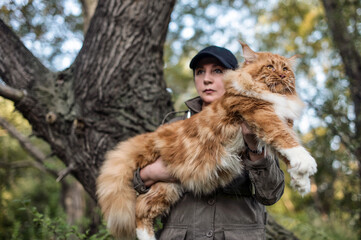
185,96,203,115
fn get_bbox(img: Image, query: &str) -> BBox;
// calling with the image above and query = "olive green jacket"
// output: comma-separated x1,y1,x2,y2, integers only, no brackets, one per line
133,97,285,240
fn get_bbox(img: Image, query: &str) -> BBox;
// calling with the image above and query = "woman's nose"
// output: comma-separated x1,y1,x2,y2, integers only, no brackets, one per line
203,72,213,83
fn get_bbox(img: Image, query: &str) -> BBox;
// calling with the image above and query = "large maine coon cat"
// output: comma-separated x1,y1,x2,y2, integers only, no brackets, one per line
96,42,317,240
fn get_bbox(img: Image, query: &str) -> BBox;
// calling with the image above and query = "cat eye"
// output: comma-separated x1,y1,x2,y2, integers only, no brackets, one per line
267,65,274,70
283,67,288,71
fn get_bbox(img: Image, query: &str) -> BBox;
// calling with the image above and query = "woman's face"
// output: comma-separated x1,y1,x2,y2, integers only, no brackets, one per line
194,57,226,107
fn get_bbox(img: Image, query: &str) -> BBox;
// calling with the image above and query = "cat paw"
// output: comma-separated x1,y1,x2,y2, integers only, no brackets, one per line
281,146,317,176
289,172,311,195
136,228,156,240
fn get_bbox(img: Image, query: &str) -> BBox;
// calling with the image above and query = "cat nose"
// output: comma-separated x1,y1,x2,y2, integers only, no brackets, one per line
279,74,286,79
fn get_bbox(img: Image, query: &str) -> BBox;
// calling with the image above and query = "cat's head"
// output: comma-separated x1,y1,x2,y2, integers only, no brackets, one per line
239,42,298,95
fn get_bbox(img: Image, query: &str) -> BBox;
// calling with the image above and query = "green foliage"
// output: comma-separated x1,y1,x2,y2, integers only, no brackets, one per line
268,206,359,240
0,0,83,70
0,97,67,239
269,159,359,239
6,199,112,240
0,164,63,239
1,175,61,239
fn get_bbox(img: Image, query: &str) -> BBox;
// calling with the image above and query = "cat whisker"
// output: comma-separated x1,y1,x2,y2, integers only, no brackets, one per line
271,84,277,93
286,86,294,94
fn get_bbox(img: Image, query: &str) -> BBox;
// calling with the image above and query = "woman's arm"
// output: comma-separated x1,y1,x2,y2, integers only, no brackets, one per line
241,122,285,205
241,122,265,162
133,157,176,194
140,157,176,187
245,156,285,205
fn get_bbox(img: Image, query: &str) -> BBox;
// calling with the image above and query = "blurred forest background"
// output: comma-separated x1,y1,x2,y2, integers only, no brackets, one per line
0,0,360,239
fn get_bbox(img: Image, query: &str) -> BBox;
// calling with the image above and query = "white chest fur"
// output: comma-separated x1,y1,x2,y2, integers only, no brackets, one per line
230,76,304,122
261,93,304,121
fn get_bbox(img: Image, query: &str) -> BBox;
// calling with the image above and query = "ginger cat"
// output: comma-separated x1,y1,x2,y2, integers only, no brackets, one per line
96,42,317,240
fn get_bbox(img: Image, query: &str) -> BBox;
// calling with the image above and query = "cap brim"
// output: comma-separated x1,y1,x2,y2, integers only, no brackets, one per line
189,52,232,69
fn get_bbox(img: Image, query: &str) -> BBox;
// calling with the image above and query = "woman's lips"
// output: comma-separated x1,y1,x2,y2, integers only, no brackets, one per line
203,89,215,94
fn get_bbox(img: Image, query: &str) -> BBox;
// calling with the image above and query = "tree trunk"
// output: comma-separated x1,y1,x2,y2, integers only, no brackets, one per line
321,0,361,234
321,0,361,175
0,0,299,238
0,0,175,200
61,180,86,226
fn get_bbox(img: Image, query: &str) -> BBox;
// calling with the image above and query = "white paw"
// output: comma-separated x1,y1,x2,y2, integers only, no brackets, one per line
136,228,156,240
281,146,317,176
289,170,311,195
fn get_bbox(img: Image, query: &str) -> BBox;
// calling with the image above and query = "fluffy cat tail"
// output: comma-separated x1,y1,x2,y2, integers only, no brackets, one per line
96,142,138,239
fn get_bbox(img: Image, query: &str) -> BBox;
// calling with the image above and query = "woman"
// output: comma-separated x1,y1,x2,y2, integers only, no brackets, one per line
133,46,285,240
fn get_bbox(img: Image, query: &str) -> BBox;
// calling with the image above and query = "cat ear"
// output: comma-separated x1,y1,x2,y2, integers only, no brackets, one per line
239,41,258,64
288,54,300,69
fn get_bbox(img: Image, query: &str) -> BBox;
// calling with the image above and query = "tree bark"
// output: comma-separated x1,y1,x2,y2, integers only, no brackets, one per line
80,0,98,33
0,0,175,200
61,180,86,226
0,20,51,89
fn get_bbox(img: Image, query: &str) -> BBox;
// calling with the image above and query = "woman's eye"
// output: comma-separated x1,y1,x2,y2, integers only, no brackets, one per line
267,65,274,70
214,68,223,74
195,69,204,75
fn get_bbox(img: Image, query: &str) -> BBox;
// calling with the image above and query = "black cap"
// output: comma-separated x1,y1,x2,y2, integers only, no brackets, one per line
189,46,238,70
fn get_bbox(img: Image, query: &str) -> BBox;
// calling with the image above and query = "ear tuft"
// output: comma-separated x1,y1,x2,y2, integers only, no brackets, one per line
238,41,258,64
288,54,300,69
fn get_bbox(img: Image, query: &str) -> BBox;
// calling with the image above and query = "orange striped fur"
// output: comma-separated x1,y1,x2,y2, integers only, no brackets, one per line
96,42,317,240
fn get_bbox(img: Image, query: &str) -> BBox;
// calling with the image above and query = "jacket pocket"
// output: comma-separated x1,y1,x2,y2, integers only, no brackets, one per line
158,228,187,240
224,229,265,240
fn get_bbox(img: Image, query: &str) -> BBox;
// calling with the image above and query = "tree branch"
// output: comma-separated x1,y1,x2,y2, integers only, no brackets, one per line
0,84,25,103
0,160,48,172
79,0,98,33
0,116,58,178
0,18,51,89
56,162,76,182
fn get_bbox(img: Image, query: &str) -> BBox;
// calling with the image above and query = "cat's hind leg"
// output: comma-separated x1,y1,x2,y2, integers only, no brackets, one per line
135,182,183,240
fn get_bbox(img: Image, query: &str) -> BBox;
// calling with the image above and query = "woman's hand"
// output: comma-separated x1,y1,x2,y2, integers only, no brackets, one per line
140,157,177,187
241,122,264,161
